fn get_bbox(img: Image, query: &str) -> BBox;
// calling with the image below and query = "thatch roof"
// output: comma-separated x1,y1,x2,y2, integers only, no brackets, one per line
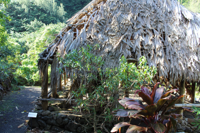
39,0,200,84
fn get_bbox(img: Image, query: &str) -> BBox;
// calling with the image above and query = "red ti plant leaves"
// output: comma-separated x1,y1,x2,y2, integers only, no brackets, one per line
162,95,184,115
161,89,178,98
125,101,144,110
156,95,171,113
111,122,130,132
165,120,172,133
170,116,177,132
138,104,157,117
151,122,166,133
126,125,148,133
151,82,160,99
156,99,167,113
171,114,182,119
112,83,183,133
113,109,139,118
119,97,135,107
166,116,177,133
138,91,153,105
154,87,165,103
113,109,129,117
127,110,140,117
119,98,144,109
141,86,151,95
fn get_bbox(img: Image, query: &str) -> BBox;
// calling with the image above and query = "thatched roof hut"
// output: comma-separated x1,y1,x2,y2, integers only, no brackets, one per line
39,0,200,86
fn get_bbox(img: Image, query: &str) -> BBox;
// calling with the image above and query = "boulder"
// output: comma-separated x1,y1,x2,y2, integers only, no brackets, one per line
63,118,69,125
38,119,47,128
42,110,51,116
41,116,52,121
46,119,59,126
48,106,55,111
35,105,42,110
56,116,63,125
65,122,78,132
28,118,39,128
51,126,63,132
45,124,52,130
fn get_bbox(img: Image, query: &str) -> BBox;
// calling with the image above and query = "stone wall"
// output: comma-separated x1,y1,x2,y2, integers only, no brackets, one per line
28,110,84,133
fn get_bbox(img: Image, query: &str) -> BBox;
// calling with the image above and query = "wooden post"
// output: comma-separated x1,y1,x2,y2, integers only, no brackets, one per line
41,61,49,110
125,89,129,97
125,63,129,97
64,68,67,85
179,76,185,118
191,82,196,103
58,74,62,91
51,56,58,98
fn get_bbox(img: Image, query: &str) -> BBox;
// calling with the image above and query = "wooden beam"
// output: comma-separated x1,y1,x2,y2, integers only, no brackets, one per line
37,98,76,104
41,61,49,110
127,58,138,64
191,82,195,103
37,98,73,101
175,104,200,107
51,56,58,98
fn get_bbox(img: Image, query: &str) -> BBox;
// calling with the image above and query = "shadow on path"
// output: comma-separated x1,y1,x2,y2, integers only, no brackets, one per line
0,86,41,133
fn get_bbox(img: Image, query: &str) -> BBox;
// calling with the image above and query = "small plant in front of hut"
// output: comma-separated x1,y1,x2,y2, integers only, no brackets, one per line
191,107,200,130
111,83,183,133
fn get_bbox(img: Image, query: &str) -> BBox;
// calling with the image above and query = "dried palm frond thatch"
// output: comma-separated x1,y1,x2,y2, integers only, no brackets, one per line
39,0,200,84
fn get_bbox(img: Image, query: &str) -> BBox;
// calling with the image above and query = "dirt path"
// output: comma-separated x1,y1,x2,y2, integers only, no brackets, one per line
0,86,41,133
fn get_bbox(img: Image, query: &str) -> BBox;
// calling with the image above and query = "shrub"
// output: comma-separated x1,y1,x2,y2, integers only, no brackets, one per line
192,107,200,130
111,83,183,133
59,44,157,132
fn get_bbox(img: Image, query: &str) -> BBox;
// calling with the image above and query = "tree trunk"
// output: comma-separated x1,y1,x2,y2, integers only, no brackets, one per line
41,61,49,110
51,56,58,98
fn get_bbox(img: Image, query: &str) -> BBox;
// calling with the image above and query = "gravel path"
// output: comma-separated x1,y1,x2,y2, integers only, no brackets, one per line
0,86,41,133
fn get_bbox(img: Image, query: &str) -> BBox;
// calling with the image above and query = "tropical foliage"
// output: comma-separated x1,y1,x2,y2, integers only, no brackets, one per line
13,23,65,85
5,0,67,32
0,0,90,85
192,107,200,130
111,83,183,133
58,44,157,132
0,0,12,81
